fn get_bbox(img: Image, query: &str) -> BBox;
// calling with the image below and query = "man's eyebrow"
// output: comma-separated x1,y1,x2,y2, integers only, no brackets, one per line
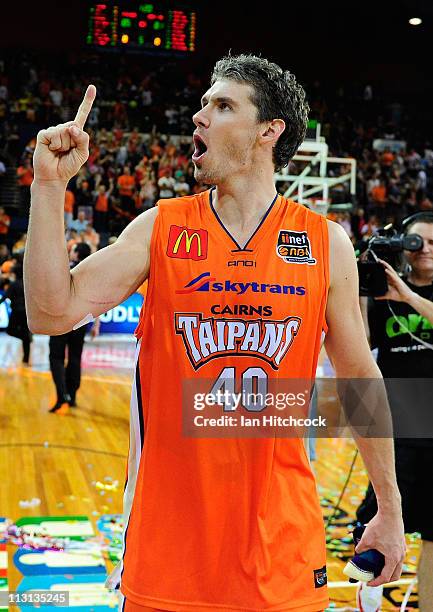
200,95,237,107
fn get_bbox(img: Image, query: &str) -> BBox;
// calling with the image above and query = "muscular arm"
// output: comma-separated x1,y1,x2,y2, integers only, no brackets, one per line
324,220,405,585
23,85,158,335
25,186,157,335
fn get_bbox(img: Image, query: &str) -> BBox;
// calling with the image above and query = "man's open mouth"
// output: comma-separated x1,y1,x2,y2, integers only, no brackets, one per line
192,134,208,163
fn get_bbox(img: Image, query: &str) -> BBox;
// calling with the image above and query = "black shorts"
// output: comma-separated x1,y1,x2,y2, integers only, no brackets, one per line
357,442,433,541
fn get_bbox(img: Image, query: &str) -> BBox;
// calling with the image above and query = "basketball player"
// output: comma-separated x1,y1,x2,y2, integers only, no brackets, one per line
24,55,405,611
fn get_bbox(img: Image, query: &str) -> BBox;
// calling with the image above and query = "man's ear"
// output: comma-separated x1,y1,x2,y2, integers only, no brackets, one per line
260,119,286,146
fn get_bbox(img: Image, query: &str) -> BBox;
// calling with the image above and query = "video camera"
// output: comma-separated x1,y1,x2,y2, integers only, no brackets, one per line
357,213,429,297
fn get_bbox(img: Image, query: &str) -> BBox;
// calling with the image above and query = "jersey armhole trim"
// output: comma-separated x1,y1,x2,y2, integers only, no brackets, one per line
321,215,330,336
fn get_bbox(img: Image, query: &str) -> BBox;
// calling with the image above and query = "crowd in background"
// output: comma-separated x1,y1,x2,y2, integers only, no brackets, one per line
1,51,433,280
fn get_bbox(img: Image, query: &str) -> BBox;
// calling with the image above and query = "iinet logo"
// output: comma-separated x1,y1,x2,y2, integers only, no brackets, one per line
176,272,306,296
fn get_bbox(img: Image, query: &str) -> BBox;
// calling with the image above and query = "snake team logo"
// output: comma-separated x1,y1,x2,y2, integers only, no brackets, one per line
175,313,301,370
167,225,208,261
276,230,316,265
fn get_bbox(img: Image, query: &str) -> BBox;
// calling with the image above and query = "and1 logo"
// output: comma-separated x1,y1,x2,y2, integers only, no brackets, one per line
167,225,208,261
277,230,316,265
313,565,327,588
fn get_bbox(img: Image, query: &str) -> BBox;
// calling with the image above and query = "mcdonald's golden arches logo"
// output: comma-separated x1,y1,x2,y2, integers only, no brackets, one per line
167,225,208,260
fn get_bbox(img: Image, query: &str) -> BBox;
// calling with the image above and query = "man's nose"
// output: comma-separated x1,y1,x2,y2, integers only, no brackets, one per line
192,107,210,129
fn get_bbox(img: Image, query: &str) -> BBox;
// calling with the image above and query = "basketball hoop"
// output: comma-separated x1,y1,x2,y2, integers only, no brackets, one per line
308,198,331,216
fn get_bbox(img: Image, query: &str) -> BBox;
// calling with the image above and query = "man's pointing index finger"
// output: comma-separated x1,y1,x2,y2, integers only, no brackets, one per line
74,84,97,130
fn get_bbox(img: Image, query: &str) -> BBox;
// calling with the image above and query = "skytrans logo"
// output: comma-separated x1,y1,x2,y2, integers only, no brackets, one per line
176,272,306,296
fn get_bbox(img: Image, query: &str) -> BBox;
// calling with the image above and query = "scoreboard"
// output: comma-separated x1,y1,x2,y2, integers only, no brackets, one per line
86,2,196,53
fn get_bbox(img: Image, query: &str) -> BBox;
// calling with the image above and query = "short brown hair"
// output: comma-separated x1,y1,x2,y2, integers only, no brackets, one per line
211,53,309,171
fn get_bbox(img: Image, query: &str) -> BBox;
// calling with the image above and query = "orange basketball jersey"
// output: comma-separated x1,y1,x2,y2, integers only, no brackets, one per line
115,189,330,611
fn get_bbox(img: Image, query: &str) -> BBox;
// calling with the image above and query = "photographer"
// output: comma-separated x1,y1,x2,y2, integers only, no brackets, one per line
357,212,433,609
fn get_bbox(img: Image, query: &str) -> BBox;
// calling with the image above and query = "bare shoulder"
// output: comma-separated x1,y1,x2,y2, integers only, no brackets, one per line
326,218,352,251
70,206,159,298
326,218,357,287
116,205,159,248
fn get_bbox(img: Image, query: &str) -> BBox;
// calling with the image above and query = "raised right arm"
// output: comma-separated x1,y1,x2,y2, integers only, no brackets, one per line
24,85,158,335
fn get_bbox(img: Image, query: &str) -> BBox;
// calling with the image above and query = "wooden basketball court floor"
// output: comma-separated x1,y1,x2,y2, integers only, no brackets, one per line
0,333,420,610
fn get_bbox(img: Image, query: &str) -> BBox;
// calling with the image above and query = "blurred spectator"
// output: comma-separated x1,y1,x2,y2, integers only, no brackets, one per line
0,256,17,282
0,244,10,266
64,188,75,230
363,84,373,101
111,196,134,234
165,104,179,134
67,228,79,252
336,212,353,239
150,138,163,158
93,182,112,233
49,85,63,107
424,145,433,168
366,170,381,199
0,83,8,101
116,144,128,167
141,84,152,107
0,206,11,245
158,168,175,199
117,166,135,213
127,127,141,159
407,149,421,170
134,156,149,184
88,104,100,129
416,166,427,200
0,158,6,185
82,225,100,253
75,179,93,212
370,178,387,218
69,210,88,233
360,214,379,238
16,158,34,211
12,233,27,255
380,147,394,172
139,172,157,210
174,170,190,197
0,262,32,365
351,207,367,240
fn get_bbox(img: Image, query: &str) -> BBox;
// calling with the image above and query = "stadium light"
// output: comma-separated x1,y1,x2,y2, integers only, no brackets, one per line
408,17,422,25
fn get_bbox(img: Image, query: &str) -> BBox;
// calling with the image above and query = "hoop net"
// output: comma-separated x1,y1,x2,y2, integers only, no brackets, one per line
307,198,331,216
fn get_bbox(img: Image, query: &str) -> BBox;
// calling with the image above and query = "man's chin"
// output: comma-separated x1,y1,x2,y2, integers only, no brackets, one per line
194,165,211,183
